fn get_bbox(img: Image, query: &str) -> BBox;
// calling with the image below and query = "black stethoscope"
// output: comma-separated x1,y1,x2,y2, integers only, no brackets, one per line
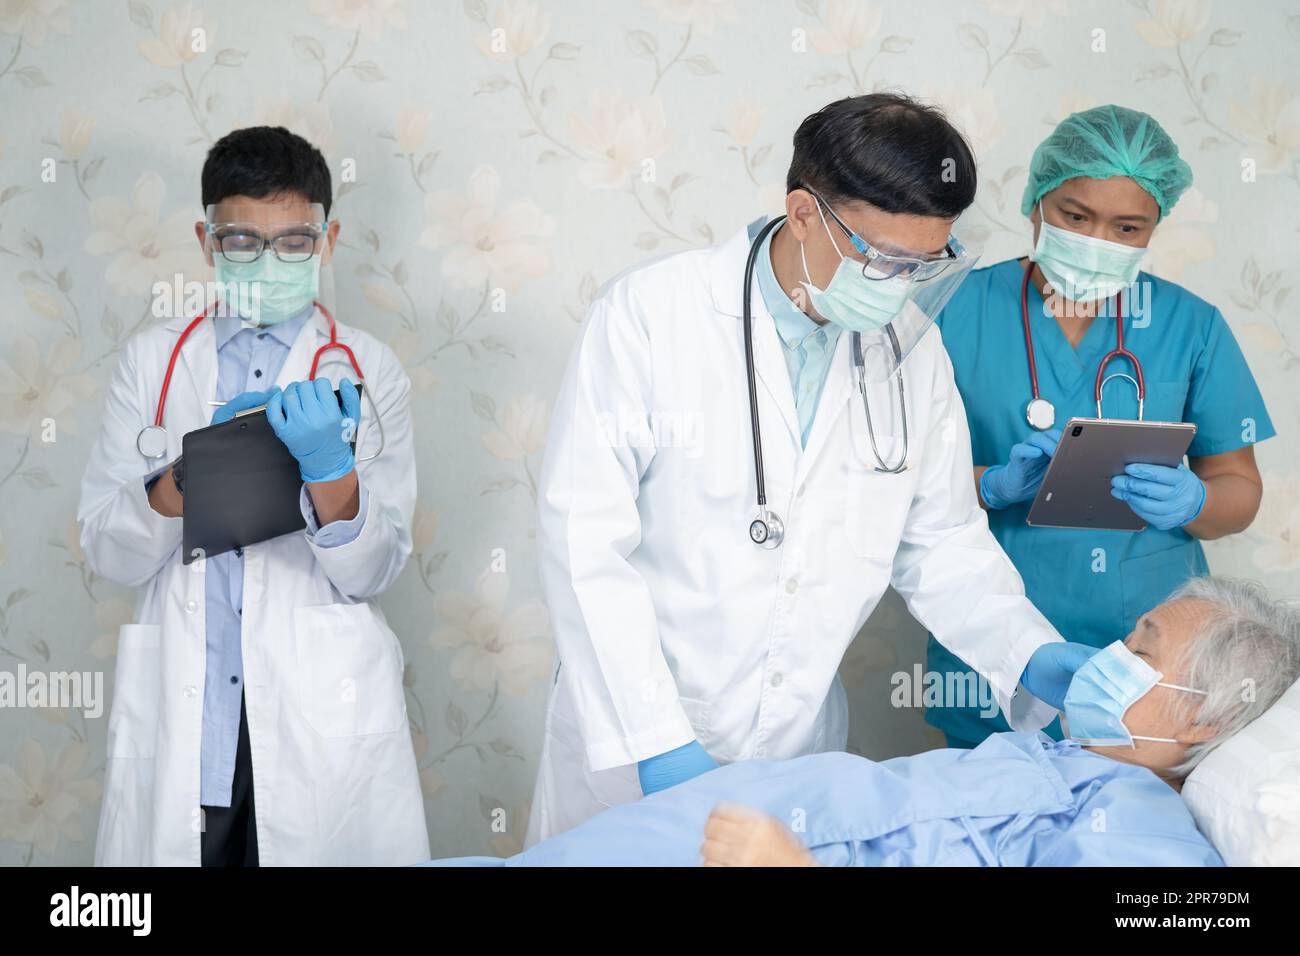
744,216,909,551
1019,262,1145,430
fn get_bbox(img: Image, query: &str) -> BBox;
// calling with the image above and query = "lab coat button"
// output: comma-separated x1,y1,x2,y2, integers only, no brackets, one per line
770,672,783,688
785,577,798,594
184,600,197,614
183,685,198,699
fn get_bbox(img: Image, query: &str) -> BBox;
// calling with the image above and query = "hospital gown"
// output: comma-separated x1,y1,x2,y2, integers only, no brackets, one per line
430,732,1222,866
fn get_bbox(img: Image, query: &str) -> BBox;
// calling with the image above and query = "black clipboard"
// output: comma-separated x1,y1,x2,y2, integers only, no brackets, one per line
180,385,360,564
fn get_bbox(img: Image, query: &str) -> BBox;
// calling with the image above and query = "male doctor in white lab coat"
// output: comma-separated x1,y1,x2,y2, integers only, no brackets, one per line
79,126,427,865
527,94,1096,843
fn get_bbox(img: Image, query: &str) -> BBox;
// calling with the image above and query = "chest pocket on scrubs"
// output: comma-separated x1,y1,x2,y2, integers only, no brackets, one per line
1119,544,1203,633
295,602,407,737
1139,380,1190,425
107,624,162,758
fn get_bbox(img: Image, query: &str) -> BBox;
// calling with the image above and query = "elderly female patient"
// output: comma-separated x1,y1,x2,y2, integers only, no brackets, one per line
436,577,1299,866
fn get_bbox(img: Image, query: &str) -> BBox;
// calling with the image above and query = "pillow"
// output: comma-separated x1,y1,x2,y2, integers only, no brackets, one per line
1181,676,1300,866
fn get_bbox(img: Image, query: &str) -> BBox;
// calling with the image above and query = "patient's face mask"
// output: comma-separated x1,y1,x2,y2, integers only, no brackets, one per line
1063,640,1207,748
1033,203,1147,303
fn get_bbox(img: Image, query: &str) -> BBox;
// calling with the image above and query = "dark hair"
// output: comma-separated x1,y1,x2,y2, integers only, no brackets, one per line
201,126,333,217
786,93,977,219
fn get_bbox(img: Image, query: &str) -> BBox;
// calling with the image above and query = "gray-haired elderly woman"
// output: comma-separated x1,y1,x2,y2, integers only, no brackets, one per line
1084,576,1300,785
427,576,1299,867
699,575,1300,866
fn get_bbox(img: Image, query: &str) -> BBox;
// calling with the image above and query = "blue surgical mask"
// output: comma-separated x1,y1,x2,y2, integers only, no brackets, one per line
799,203,916,333
1033,203,1147,302
1063,640,1207,748
215,252,321,326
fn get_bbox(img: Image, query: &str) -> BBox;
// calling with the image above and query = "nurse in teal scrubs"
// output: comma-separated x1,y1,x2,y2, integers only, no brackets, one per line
926,105,1274,747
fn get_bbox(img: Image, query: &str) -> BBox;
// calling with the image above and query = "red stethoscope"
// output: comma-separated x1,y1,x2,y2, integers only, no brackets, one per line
1019,263,1145,430
136,300,375,460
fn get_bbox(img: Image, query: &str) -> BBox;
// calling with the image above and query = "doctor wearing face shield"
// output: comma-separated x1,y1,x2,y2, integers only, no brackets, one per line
527,93,1097,844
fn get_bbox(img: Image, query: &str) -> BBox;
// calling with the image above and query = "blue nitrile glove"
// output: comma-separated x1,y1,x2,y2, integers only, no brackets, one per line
211,388,280,426
979,428,1062,510
1020,642,1100,711
266,378,361,483
1110,462,1206,531
637,741,719,796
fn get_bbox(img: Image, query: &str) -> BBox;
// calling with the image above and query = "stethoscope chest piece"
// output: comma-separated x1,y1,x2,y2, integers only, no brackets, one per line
137,424,169,460
749,510,784,550
1025,396,1056,431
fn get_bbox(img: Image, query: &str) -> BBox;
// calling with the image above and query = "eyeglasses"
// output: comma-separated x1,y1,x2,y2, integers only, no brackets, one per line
806,188,963,282
204,221,326,263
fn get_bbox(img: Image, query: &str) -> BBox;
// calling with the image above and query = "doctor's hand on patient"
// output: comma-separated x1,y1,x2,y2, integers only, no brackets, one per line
267,378,361,484
1110,463,1206,531
979,428,1063,510
638,740,719,796
1021,642,1099,711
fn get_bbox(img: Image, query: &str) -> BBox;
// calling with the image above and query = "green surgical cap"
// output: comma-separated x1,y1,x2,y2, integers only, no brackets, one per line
1020,105,1193,220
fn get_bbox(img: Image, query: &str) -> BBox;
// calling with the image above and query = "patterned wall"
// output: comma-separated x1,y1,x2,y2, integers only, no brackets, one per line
1,0,1297,863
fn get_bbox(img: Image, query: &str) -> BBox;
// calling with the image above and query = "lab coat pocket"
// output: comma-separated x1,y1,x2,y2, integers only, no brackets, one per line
679,694,712,741
107,624,162,759
295,602,407,738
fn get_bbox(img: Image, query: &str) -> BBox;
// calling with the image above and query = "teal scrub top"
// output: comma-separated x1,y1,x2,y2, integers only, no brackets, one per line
925,258,1275,746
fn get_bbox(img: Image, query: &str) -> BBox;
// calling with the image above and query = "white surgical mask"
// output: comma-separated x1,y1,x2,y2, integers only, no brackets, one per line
1033,204,1147,302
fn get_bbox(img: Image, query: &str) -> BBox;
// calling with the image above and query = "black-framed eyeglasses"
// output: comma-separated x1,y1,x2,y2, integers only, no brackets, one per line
204,221,326,264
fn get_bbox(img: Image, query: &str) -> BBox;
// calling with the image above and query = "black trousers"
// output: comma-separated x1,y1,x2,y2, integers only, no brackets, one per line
201,694,259,867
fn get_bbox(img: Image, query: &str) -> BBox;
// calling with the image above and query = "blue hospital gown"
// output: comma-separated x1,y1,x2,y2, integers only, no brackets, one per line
431,732,1221,866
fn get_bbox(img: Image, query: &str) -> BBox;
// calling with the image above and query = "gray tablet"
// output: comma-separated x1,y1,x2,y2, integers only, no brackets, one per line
1026,417,1197,532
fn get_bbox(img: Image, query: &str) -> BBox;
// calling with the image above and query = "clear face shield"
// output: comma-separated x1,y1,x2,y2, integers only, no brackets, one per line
203,202,332,325
852,233,980,384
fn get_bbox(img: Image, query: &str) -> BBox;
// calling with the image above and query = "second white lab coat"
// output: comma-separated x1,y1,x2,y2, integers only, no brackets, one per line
526,222,1062,844
78,307,429,866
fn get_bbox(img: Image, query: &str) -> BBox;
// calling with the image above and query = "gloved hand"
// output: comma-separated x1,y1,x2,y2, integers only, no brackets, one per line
1020,642,1100,711
211,388,279,426
637,740,719,796
980,428,1062,510
1110,463,1206,531
266,378,361,483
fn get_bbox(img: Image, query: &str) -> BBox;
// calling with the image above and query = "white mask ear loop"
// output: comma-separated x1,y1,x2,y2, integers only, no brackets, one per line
800,199,847,291
1131,681,1208,745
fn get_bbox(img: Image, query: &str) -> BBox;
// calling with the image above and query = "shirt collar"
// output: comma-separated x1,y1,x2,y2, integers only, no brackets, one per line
754,224,832,350
213,303,313,351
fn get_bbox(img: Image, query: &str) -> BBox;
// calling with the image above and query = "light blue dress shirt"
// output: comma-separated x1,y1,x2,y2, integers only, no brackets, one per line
199,306,368,806
754,225,841,447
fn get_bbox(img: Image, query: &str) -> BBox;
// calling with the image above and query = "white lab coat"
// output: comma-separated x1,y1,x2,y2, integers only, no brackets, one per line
526,222,1063,843
78,306,428,866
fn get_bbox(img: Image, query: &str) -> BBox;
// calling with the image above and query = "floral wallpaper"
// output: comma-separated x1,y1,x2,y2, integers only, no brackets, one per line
0,0,1297,864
